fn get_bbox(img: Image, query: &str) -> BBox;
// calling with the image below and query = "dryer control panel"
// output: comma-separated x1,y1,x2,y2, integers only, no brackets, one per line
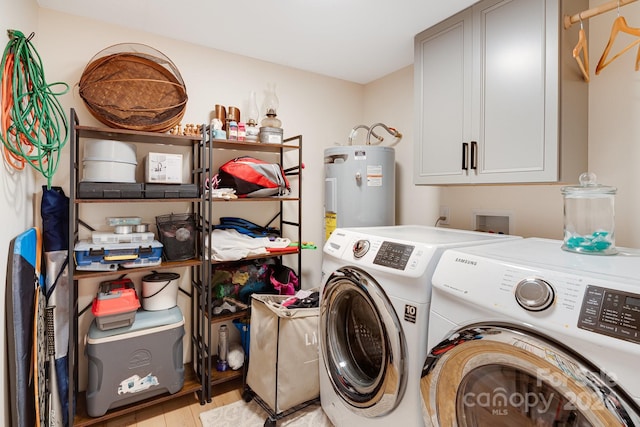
578,285,640,344
372,241,414,270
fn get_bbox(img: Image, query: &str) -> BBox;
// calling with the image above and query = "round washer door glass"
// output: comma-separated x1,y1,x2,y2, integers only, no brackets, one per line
421,325,640,427
320,266,407,417
458,365,593,426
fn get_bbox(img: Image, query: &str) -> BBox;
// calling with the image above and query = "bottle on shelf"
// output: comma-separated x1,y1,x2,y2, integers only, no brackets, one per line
217,324,229,371
228,121,238,140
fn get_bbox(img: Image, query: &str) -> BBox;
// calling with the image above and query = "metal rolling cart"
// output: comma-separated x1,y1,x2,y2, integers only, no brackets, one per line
242,293,320,427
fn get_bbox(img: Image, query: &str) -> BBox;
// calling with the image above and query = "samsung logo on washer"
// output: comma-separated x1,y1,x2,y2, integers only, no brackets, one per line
455,257,477,266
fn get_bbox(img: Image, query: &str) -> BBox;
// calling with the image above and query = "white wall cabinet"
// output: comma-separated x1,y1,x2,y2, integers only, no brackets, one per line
413,0,588,185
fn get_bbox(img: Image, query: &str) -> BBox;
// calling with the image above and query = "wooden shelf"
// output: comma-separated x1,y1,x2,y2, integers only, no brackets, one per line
74,124,201,146
72,258,201,280
75,197,200,204
71,249,300,280
74,123,301,151
205,307,249,323
208,248,299,267
73,363,201,426
211,138,300,152
210,196,300,202
210,366,244,386
75,196,300,204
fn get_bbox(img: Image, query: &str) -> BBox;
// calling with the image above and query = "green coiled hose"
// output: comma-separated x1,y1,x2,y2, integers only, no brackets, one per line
1,29,69,188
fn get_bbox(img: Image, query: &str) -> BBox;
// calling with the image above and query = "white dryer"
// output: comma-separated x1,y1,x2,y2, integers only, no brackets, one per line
319,225,520,427
422,237,640,426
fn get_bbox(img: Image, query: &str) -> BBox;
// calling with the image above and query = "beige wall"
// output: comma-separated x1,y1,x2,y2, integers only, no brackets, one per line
35,8,366,289
1,1,39,423
3,0,640,419
363,66,443,226
588,0,640,247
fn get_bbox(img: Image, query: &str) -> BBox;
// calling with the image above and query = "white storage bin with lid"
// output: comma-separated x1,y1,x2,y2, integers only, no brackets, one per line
82,139,138,183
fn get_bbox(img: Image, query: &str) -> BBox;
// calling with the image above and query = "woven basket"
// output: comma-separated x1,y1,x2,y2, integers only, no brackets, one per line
79,43,187,132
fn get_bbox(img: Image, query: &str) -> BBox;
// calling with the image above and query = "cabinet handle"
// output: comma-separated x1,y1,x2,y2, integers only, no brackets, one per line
470,141,477,170
462,142,469,171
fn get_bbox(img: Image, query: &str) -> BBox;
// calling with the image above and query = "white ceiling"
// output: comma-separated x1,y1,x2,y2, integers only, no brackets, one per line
36,0,478,84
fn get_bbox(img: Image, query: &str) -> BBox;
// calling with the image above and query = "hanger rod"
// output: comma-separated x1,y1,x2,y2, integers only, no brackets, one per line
564,0,638,29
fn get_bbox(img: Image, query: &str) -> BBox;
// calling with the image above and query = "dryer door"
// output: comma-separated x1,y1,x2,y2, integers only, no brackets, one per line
421,324,640,427
320,266,407,417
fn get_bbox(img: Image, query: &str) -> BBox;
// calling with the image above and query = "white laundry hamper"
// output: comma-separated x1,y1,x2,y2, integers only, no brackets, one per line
141,271,180,311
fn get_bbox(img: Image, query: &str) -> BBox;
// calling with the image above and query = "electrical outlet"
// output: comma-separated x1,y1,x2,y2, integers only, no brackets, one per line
439,206,450,225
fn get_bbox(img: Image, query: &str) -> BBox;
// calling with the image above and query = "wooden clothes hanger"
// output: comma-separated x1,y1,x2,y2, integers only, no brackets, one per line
573,15,590,82
596,6,640,75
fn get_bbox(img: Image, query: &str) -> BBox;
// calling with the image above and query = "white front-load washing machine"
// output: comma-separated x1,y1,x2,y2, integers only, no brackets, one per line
422,237,640,426
319,225,520,427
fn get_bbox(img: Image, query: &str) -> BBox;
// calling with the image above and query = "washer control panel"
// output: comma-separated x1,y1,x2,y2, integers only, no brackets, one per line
578,285,640,344
372,241,414,270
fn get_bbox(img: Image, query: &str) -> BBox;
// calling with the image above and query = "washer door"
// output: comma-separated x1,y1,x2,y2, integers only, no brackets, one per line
421,324,640,427
320,266,407,417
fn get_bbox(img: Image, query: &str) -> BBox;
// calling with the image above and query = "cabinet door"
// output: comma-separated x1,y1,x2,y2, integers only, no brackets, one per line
474,0,555,183
414,0,572,185
414,8,473,185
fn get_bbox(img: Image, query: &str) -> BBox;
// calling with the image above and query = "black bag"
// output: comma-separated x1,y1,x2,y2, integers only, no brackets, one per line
215,156,290,198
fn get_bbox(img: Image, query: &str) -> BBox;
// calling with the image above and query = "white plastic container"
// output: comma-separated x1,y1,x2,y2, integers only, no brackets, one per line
82,159,137,183
82,139,138,183
91,231,155,244
84,139,137,164
141,271,180,310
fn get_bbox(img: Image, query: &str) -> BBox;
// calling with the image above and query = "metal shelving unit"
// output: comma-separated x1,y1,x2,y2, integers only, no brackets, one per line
67,111,302,424
197,127,303,402
67,108,208,425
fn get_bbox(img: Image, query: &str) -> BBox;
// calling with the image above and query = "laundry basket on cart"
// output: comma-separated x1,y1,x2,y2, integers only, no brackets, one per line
244,293,320,427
